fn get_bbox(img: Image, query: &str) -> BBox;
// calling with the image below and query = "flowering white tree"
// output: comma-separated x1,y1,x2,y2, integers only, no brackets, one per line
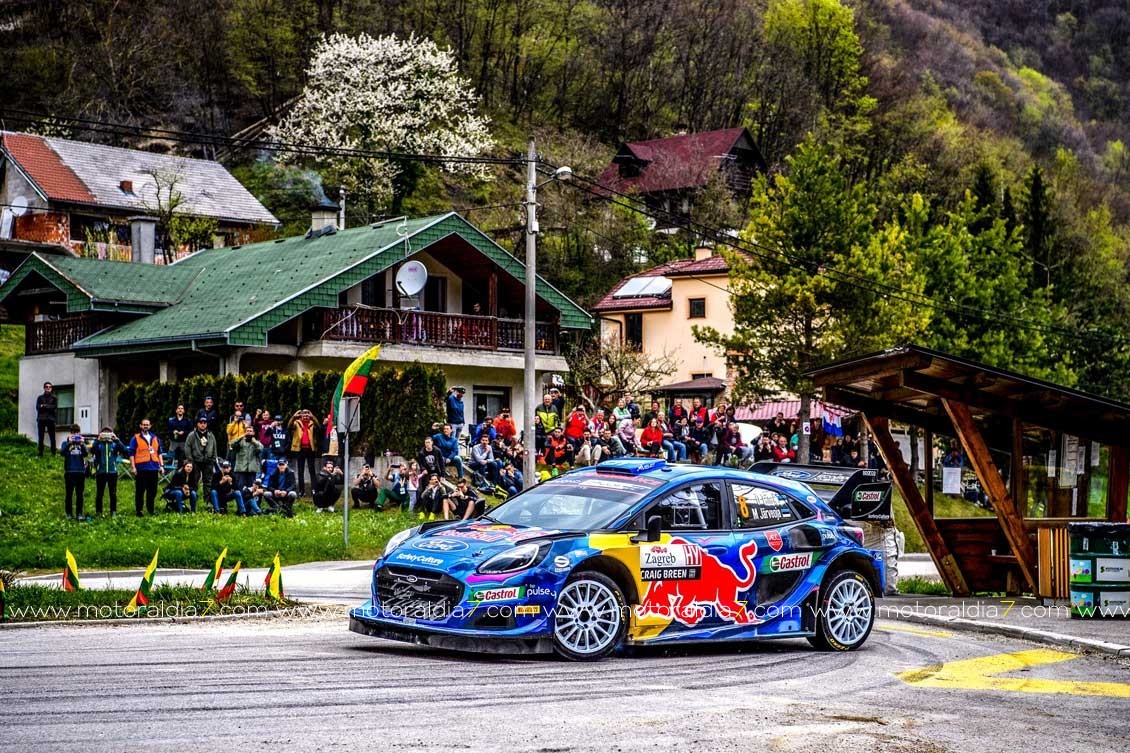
271,32,494,213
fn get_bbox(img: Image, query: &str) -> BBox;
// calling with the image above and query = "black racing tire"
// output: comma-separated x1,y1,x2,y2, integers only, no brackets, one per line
551,571,628,661
807,569,875,651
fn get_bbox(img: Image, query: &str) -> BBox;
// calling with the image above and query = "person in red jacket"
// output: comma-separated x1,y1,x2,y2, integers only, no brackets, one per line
772,434,796,463
493,408,518,443
542,427,573,474
563,404,589,452
640,418,665,457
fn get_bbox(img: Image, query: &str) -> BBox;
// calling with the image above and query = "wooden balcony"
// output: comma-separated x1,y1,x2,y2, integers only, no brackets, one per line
26,314,103,355
309,308,558,354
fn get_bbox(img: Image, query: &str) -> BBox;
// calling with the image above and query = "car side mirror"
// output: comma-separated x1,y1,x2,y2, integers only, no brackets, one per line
632,515,663,544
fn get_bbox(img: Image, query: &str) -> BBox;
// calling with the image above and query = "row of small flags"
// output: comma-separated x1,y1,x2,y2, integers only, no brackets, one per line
47,548,285,615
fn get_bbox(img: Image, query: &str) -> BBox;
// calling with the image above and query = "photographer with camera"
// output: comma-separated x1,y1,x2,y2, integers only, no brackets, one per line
164,461,200,513
60,425,89,520
90,427,129,517
351,463,380,509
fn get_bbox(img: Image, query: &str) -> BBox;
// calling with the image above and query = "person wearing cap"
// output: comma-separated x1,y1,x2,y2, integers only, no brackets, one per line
548,387,565,417
264,457,297,517
688,416,713,463
267,414,289,459
229,425,263,499
377,462,410,510
445,386,466,440
210,460,247,515
242,474,267,515
312,458,344,512
185,415,219,502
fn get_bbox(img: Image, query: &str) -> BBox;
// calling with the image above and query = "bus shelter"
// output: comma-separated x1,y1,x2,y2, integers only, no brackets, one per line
807,345,1130,598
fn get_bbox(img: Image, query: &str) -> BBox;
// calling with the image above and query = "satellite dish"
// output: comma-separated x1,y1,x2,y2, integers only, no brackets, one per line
395,260,428,296
9,196,28,217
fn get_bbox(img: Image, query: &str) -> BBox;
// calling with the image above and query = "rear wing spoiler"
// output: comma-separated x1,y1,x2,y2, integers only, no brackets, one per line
747,462,892,522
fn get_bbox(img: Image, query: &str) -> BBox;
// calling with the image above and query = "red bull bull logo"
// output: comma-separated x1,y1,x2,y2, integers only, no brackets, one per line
637,538,760,627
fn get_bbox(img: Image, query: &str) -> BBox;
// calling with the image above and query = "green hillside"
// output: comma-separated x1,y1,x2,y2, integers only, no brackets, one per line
0,325,22,432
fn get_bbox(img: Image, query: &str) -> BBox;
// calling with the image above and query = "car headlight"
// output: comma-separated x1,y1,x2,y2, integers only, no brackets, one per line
477,542,551,574
383,527,417,557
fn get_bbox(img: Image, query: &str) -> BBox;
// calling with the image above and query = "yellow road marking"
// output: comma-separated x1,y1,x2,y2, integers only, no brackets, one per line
898,648,1130,698
875,621,954,639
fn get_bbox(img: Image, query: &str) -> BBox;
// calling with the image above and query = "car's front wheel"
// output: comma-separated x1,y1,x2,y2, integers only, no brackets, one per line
552,572,627,661
807,569,875,651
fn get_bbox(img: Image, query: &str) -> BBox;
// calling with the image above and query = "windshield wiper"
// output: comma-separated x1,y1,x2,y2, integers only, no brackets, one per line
480,514,502,524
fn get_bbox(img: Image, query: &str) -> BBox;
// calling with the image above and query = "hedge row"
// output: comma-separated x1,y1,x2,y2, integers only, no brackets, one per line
114,365,446,456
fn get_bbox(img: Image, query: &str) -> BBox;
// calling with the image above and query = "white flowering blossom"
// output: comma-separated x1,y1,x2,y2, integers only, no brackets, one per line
271,32,494,203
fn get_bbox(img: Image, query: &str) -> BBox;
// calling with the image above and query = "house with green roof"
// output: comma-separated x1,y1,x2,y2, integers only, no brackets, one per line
0,212,591,441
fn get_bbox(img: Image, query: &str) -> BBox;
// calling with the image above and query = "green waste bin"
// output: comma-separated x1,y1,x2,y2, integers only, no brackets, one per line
1068,522,1130,618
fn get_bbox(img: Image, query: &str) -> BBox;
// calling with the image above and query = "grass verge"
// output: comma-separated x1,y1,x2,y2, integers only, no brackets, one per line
895,576,951,596
1,582,297,623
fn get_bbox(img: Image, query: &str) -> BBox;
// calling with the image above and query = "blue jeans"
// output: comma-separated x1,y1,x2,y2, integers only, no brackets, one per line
210,489,245,514
470,459,500,484
165,489,197,512
662,440,687,462
446,455,464,478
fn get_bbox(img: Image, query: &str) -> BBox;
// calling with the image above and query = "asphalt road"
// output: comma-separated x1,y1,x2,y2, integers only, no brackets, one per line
2,614,1128,753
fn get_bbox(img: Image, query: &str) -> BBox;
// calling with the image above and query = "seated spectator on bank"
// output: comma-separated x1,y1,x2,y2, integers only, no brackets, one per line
660,416,687,462
242,476,267,516
264,458,297,517
543,426,573,474
376,462,410,510
842,448,866,468
772,435,797,463
432,423,464,479
165,461,200,513
754,434,775,462
597,427,626,459
686,417,712,463
416,435,446,486
574,428,603,466
497,461,524,498
351,464,380,509
444,478,483,521
493,409,517,443
210,460,247,515
668,398,689,428
640,418,664,457
713,419,740,466
418,473,448,521
616,419,638,456
312,458,344,512
469,435,500,484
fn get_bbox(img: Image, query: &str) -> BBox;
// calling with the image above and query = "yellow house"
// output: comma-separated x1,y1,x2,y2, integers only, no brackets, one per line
593,246,735,398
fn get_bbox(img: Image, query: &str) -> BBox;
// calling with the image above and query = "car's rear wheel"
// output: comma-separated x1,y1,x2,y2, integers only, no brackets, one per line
807,569,875,651
552,572,627,661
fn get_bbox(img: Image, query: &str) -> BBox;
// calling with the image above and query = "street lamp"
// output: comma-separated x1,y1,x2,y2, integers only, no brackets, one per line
524,140,572,485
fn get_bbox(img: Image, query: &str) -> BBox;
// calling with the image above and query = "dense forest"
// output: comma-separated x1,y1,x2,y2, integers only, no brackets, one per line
3,1,1130,397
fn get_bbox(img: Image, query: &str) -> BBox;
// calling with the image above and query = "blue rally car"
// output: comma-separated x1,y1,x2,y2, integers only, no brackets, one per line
350,458,888,661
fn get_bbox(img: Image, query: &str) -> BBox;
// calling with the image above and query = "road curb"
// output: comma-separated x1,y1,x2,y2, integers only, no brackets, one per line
886,611,1130,657
0,603,348,630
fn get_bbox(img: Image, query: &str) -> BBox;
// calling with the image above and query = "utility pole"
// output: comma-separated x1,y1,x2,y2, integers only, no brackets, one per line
523,139,538,486
339,187,346,230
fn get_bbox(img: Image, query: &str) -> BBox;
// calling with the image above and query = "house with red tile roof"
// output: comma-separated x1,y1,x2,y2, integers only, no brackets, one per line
0,131,277,272
593,246,742,403
596,128,766,228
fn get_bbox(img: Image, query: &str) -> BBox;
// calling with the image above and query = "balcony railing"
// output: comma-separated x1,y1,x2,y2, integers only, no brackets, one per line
310,308,558,354
26,314,103,355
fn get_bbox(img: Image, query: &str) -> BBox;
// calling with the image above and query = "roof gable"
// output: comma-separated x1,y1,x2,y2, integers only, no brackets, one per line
1,133,95,204
592,253,733,312
597,128,763,195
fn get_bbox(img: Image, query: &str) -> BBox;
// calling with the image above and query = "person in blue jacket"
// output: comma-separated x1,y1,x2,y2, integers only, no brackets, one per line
60,424,88,520
445,386,466,440
90,427,129,517
432,422,464,479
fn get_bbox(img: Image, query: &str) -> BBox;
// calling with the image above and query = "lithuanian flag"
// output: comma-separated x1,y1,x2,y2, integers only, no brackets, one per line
125,549,160,615
62,549,81,592
0,577,9,622
201,548,228,591
264,552,284,600
216,561,241,604
326,344,381,437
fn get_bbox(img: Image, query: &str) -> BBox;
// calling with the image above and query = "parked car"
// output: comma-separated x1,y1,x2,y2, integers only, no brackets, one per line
350,458,885,660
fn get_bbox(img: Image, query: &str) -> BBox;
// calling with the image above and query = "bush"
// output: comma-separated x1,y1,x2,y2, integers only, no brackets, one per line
116,364,445,456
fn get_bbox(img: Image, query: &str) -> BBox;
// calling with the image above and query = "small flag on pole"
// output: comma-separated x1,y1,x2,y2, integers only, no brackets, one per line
62,549,81,592
126,549,160,615
201,548,228,591
264,552,284,600
0,577,9,622
216,561,241,604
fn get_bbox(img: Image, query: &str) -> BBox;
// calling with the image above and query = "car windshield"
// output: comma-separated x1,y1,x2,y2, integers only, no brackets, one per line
488,472,663,530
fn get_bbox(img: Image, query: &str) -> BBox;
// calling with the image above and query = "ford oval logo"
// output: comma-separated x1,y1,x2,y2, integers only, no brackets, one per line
403,575,418,583
413,538,470,553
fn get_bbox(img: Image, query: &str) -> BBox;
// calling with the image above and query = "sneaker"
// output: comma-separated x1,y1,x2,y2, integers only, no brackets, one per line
314,508,324,514
428,513,436,521
328,506,335,513
417,512,425,520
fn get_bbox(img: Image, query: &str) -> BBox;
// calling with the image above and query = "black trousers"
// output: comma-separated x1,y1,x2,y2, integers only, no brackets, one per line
295,449,317,494
312,484,341,509
38,421,56,456
64,472,86,518
95,474,118,515
135,469,159,515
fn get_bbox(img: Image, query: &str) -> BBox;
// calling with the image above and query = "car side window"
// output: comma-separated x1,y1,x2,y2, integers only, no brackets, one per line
651,483,723,530
730,483,798,529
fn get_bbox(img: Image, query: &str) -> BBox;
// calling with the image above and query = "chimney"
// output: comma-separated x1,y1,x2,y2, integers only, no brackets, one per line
694,245,713,261
129,216,158,264
311,196,339,232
